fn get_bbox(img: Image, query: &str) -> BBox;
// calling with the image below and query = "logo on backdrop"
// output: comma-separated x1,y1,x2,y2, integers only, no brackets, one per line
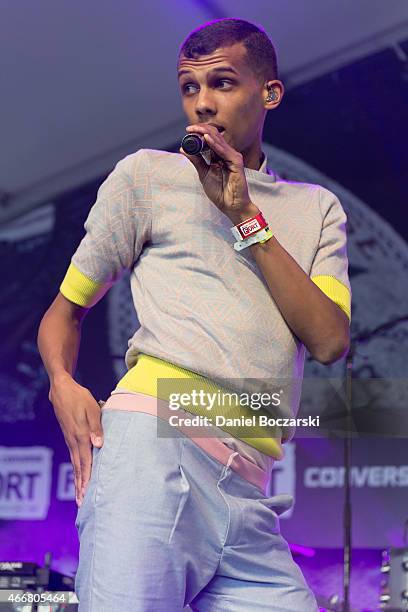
304,465,408,487
57,462,75,501
0,447,53,520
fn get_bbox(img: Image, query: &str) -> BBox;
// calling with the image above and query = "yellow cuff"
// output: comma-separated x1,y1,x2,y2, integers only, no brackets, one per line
258,227,274,244
311,274,351,322
59,262,111,307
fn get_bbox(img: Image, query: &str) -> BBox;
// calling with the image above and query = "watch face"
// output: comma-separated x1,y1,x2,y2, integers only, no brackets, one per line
262,142,408,421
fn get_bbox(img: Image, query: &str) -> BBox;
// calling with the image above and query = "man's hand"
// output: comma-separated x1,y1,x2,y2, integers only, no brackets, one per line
180,124,254,221
49,373,104,507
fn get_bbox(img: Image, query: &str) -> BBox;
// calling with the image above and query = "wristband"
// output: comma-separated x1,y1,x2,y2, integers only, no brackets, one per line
230,211,268,241
233,227,274,251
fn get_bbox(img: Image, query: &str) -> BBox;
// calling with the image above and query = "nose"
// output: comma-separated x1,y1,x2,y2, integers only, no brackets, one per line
195,86,216,118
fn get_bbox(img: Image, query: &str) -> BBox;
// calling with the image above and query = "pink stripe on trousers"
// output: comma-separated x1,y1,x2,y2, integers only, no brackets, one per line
102,391,271,495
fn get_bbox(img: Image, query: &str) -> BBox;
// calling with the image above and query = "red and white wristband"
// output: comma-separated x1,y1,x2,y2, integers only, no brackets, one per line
230,210,274,251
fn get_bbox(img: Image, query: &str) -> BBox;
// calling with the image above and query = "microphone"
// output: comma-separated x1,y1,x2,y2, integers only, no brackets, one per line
181,133,210,156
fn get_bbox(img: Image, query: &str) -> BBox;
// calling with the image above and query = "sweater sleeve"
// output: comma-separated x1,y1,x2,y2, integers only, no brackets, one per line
310,187,352,322
60,149,152,307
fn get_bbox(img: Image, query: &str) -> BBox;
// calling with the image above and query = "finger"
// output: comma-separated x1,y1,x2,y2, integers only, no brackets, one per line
203,134,237,165
185,125,224,151
186,125,227,152
67,449,78,502
179,147,209,182
67,438,82,506
87,401,104,448
186,124,220,138
77,434,93,503
203,133,225,153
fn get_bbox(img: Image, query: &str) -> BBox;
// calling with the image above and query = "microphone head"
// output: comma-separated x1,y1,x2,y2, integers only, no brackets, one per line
181,133,209,155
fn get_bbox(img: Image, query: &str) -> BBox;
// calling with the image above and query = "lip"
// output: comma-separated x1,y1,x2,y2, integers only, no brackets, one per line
206,123,225,133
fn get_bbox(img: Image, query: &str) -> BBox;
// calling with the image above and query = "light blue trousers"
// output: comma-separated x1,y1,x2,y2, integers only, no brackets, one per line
75,409,318,611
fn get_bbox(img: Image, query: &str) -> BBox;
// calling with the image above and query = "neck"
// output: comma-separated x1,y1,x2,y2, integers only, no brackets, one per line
242,142,264,171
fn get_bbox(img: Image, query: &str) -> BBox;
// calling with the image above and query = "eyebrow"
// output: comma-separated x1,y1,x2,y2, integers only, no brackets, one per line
177,66,239,79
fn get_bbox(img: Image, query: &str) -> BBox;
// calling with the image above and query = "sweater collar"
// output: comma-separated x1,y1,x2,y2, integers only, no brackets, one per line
259,152,268,174
243,150,276,182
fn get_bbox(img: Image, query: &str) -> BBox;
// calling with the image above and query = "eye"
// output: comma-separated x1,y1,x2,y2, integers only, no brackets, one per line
216,79,233,88
181,83,198,95
181,79,234,95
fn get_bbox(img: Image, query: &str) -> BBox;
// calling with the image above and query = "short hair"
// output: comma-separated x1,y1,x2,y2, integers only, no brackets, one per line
178,18,278,83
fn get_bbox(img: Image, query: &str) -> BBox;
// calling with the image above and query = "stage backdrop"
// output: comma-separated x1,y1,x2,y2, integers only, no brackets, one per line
1,44,407,577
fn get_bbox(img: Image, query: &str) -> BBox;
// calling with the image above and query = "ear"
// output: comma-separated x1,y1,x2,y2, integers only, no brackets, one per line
264,79,285,110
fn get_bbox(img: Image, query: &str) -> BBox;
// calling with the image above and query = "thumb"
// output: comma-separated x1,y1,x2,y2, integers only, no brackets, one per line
179,147,209,182
90,431,104,448
88,402,104,447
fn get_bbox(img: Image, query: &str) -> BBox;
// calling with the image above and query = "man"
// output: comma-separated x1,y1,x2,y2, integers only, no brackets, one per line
38,18,351,611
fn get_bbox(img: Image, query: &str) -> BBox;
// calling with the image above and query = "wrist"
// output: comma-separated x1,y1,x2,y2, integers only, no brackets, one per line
50,370,74,388
227,202,260,225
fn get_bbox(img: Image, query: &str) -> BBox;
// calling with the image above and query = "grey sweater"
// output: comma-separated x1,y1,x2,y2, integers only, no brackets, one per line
60,148,351,467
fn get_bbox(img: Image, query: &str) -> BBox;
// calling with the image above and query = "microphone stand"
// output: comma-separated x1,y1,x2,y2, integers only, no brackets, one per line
343,342,355,612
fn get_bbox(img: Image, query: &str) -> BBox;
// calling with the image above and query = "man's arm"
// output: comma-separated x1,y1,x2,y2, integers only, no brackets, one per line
38,292,87,380
229,204,350,365
37,292,104,506
180,126,350,365
38,150,152,507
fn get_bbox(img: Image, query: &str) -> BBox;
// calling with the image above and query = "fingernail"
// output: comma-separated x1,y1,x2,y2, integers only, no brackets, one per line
94,437,103,446
76,497,82,508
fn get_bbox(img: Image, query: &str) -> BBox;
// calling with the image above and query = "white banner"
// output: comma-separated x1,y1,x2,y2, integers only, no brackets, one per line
0,446,53,519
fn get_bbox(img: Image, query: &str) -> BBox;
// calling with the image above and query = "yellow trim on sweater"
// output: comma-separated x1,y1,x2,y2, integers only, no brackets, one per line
59,263,111,307
311,275,351,322
116,354,284,459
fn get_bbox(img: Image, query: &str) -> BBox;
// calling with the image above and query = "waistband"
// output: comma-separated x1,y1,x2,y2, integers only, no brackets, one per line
103,391,271,495
115,353,283,460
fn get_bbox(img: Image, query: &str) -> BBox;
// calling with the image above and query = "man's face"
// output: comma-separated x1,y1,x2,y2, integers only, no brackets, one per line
177,42,266,154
